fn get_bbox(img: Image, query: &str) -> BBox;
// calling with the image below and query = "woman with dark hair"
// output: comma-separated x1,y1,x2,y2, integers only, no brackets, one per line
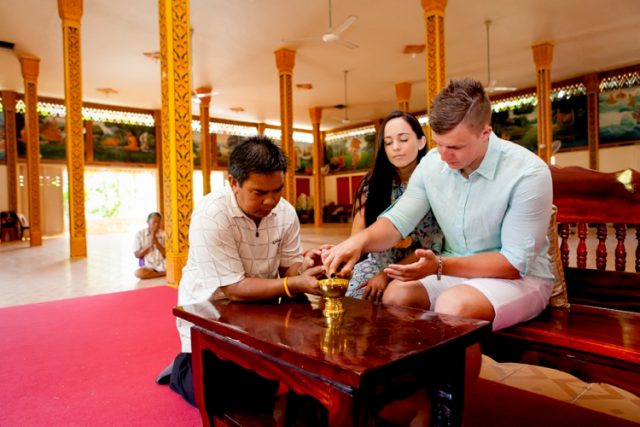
347,111,442,301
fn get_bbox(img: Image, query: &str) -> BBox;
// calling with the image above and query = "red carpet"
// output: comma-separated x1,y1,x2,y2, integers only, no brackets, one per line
0,286,200,427
2,287,636,427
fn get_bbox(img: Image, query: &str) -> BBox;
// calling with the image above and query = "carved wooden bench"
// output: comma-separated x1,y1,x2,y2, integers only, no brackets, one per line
485,165,640,396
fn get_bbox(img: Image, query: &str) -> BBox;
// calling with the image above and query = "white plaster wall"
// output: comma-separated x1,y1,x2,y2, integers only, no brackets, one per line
554,144,640,172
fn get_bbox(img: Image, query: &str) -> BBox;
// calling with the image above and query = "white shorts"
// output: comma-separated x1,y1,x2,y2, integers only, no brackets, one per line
419,274,553,331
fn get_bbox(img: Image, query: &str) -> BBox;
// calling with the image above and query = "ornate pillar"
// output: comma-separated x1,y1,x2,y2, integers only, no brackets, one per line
158,0,193,285
395,81,412,112
1,91,19,212
58,0,87,257
274,47,296,204
309,107,324,227
420,0,447,148
532,42,554,164
19,56,43,247
196,86,212,195
153,110,164,219
584,73,600,170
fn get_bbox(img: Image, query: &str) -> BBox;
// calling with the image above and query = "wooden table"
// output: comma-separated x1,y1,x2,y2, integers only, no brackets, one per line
174,296,490,427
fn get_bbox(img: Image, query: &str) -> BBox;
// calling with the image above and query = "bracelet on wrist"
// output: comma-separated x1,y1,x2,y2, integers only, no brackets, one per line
283,276,294,298
437,256,443,281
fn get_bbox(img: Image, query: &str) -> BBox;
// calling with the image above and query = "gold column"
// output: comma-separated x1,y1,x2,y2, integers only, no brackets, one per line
584,73,600,170
158,0,193,286
274,47,296,204
19,56,43,247
196,86,212,195
58,0,87,257
1,91,19,212
153,110,164,218
395,81,412,112
309,107,324,227
420,0,447,148
532,42,554,164
257,123,267,136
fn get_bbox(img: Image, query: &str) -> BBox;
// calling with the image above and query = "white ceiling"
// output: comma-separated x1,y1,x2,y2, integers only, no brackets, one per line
1,0,639,131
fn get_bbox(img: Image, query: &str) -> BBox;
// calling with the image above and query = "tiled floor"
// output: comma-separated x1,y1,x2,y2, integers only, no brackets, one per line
1,223,638,423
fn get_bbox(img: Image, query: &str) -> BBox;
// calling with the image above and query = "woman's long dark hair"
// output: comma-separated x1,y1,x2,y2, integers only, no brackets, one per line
353,111,427,226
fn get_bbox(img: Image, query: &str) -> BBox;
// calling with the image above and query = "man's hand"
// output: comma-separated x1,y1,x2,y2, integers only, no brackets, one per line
321,236,364,277
361,272,389,302
299,248,324,274
291,265,324,295
384,248,437,281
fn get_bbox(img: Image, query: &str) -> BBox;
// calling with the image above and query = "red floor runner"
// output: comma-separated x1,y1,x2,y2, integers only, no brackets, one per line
0,286,200,427
3,287,635,426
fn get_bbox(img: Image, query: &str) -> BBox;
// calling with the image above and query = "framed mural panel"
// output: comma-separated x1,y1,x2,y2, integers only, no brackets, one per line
551,95,588,149
0,111,5,161
491,95,588,152
215,134,246,168
599,87,640,144
325,131,375,173
15,112,68,160
92,120,156,164
491,103,538,152
193,129,201,167
294,140,313,175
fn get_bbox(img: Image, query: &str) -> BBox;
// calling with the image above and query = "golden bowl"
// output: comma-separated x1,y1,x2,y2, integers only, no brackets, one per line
318,277,349,298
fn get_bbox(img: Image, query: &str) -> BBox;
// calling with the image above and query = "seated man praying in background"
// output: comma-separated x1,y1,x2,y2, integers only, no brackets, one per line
133,212,166,279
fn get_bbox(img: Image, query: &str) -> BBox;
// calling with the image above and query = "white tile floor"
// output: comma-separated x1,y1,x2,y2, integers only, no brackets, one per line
0,223,352,308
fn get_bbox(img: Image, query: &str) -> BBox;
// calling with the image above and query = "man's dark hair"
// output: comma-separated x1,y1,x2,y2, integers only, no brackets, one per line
353,110,427,226
228,136,288,186
428,78,492,135
147,212,161,221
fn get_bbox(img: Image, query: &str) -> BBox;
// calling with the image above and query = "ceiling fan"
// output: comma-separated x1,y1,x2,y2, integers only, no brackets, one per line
282,0,358,49
484,20,516,94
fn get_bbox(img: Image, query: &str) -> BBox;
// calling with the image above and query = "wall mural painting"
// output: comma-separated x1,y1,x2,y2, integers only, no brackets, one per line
325,131,376,173
0,111,5,161
491,95,588,152
599,86,640,144
215,134,246,168
552,95,588,149
193,130,201,167
294,140,313,175
92,121,156,164
15,113,67,160
491,103,538,152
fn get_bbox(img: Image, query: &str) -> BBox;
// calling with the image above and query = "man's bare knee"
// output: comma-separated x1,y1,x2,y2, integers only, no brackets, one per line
382,280,430,310
434,285,494,321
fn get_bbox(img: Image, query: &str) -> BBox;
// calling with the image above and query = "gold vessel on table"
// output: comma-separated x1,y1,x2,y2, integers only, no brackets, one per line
318,276,349,326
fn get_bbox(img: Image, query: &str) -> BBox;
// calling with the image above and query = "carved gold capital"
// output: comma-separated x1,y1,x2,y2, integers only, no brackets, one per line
19,56,40,81
532,42,554,69
421,0,448,15
275,48,296,74
309,106,323,125
195,85,212,105
57,0,83,21
395,81,412,102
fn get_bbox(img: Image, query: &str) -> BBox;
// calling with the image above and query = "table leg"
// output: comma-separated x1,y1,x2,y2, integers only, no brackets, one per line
428,347,466,427
191,328,212,427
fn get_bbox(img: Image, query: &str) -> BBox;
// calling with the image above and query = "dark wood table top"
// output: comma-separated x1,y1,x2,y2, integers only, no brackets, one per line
174,296,491,389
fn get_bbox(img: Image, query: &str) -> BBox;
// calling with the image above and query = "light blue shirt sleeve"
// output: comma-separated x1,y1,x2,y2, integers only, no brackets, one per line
499,163,553,277
381,158,432,238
